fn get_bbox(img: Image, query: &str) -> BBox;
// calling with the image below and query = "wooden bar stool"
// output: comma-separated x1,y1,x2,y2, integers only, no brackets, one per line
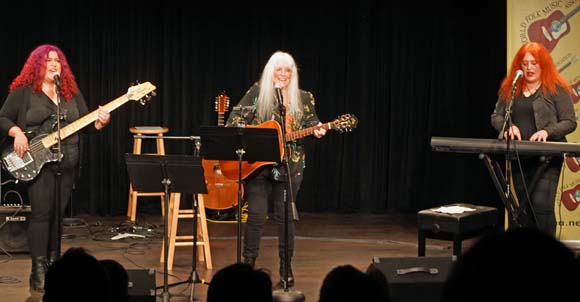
127,126,169,222
161,192,212,270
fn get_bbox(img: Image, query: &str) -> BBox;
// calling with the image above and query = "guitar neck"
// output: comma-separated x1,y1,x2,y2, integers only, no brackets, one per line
562,5,580,23
285,122,332,142
41,93,131,148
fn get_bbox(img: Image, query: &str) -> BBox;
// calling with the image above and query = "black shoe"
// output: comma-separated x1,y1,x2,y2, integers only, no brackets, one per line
29,256,48,293
243,257,256,268
279,265,294,288
47,251,60,268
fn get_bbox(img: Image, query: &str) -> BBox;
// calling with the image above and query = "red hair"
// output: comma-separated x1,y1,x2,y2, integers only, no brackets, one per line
9,44,79,102
498,42,572,101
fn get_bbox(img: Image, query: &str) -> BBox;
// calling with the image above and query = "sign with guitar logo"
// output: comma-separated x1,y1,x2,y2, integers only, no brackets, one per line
508,1,580,239
1,82,157,182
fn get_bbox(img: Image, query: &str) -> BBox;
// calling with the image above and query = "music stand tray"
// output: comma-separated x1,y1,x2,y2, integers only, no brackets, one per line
199,125,281,162
125,154,207,194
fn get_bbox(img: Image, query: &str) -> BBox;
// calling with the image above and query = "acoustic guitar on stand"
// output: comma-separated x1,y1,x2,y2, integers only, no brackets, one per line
219,113,358,181
201,92,244,219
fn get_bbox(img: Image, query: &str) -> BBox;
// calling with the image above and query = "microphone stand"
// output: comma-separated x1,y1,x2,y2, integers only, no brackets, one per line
498,83,520,227
52,80,64,260
272,88,305,302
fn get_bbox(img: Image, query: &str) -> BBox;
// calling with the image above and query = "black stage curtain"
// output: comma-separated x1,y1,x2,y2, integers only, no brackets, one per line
0,0,506,215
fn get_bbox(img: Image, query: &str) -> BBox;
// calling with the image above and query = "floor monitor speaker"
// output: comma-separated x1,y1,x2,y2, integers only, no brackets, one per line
367,256,455,302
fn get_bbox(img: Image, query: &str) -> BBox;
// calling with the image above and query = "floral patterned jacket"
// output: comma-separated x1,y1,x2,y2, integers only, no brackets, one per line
226,83,321,181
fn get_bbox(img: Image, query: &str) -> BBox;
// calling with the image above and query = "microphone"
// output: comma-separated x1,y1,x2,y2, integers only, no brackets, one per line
275,84,283,105
511,70,523,86
54,73,61,87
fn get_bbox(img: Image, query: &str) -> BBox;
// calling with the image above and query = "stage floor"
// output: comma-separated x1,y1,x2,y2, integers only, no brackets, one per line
2,212,460,302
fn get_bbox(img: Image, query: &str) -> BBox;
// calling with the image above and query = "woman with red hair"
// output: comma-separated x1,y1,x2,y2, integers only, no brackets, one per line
0,44,111,293
491,42,576,235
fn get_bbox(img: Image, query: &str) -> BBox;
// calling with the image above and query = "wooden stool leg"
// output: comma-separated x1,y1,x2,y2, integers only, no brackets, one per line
161,192,176,262
127,184,134,218
197,194,212,269
160,194,165,217
165,193,180,271
130,191,138,223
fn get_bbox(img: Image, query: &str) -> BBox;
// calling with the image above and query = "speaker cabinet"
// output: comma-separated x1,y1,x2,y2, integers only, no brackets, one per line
128,268,156,302
0,206,30,253
367,256,455,302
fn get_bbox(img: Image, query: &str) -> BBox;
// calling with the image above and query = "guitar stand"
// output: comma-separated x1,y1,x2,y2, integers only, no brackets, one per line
125,153,207,302
199,125,281,263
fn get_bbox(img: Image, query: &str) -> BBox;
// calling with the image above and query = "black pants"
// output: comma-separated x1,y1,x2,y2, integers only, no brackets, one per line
242,166,302,262
27,145,78,259
512,157,561,235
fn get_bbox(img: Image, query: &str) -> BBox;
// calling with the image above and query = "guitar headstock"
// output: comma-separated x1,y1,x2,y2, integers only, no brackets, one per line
330,114,358,133
215,91,230,126
127,81,157,105
215,91,230,113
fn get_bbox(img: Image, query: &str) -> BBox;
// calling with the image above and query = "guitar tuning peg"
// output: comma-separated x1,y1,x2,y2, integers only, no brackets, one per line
150,91,157,97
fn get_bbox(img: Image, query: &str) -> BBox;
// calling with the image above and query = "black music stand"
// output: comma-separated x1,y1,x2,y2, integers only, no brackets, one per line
125,154,207,302
199,125,280,263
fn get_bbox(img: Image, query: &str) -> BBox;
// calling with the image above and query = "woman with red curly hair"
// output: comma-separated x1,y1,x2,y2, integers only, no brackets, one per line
0,44,111,293
491,42,576,235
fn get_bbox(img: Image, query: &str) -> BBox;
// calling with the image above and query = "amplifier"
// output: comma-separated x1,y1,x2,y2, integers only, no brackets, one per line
0,206,31,253
128,268,156,302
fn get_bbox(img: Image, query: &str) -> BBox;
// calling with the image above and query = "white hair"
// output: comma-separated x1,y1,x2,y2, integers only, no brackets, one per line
256,51,302,121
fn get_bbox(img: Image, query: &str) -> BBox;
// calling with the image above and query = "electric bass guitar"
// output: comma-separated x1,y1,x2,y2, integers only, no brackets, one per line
1,82,157,182
219,113,358,181
202,92,243,210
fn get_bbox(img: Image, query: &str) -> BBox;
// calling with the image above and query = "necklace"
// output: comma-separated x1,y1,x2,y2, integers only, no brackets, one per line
523,83,541,97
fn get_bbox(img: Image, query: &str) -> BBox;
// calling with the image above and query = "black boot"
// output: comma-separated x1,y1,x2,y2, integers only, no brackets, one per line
29,256,48,293
279,262,295,288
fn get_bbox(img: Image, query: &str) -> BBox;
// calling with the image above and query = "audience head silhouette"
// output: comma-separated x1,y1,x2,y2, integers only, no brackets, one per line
100,259,129,302
442,227,580,302
207,262,272,302
319,264,389,302
43,247,111,302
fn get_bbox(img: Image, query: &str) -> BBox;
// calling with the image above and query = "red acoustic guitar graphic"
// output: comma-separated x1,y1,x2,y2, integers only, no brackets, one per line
528,5,580,52
571,79,580,104
561,183,580,211
566,156,580,172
